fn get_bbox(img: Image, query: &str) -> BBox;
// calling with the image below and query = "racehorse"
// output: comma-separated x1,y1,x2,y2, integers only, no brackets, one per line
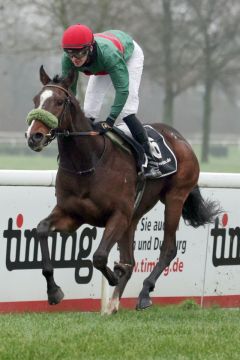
25,66,220,313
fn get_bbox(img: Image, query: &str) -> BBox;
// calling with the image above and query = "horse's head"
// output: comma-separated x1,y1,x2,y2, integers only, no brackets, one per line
26,65,77,152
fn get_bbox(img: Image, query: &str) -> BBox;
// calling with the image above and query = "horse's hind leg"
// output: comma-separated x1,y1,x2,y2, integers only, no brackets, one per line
37,206,80,305
106,224,136,314
136,194,185,310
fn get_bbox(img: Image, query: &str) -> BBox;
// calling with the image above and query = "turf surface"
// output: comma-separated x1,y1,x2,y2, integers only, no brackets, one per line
0,304,239,360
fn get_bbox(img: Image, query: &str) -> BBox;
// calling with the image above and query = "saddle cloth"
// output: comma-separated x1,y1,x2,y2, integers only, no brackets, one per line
107,123,177,178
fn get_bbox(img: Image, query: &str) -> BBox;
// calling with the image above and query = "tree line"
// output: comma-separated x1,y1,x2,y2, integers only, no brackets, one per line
1,0,240,161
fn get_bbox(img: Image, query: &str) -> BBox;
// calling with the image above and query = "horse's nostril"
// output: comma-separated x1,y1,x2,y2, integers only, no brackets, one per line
33,132,44,142
28,138,34,146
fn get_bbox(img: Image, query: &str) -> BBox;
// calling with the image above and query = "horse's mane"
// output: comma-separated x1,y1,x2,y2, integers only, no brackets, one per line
52,75,64,84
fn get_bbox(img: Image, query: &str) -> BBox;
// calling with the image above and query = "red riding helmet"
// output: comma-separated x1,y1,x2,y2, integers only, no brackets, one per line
61,24,94,49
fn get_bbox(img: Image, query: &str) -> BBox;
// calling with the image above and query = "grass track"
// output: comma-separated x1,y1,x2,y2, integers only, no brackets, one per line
0,305,240,360
0,144,240,172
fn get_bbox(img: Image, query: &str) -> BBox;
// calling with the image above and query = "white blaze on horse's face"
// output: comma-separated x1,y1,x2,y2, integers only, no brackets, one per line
26,89,53,139
38,89,53,109
26,119,36,139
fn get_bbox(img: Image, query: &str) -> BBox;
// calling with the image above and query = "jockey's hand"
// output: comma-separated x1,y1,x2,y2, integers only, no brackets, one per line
95,117,114,134
94,121,112,134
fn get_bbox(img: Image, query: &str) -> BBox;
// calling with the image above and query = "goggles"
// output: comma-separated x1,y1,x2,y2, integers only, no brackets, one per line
64,47,90,59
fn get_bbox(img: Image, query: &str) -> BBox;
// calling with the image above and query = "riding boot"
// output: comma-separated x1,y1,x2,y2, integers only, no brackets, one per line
123,114,162,178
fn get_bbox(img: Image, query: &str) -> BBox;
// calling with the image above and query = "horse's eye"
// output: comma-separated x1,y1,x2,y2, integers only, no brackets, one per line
57,100,64,106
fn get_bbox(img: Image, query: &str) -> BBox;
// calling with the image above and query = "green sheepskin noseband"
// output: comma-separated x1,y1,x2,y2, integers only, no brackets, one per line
26,109,58,129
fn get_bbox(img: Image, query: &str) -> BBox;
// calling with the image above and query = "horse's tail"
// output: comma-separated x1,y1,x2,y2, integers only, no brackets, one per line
182,185,222,228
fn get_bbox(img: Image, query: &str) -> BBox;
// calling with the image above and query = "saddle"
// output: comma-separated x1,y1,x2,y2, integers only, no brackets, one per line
104,123,177,210
106,123,177,178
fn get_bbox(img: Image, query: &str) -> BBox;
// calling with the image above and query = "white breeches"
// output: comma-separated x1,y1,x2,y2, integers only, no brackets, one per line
83,41,144,120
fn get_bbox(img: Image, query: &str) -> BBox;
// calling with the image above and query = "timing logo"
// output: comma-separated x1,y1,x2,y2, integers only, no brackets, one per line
3,214,97,284
211,213,240,267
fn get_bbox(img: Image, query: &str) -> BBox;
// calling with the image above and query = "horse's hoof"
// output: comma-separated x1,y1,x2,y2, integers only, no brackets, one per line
48,286,64,305
136,296,152,310
101,305,118,316
105,297,119,315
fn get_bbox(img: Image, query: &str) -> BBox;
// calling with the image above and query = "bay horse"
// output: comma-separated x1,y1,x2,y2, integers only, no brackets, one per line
26,66,220,313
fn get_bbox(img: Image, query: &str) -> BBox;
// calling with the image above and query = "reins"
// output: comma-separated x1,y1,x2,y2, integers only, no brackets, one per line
52,129,100,137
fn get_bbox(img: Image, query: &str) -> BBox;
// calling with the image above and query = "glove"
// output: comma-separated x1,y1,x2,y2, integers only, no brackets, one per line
94,121,112,134
94,117,115,134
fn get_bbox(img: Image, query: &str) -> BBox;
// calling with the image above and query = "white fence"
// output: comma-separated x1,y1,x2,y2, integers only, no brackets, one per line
1,169,240,188
0,170,240,312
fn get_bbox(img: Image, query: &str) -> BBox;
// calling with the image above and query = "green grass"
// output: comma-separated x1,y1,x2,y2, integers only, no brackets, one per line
0,144,239,172
193,145,240,173
0,154,58,170
0,305,240,360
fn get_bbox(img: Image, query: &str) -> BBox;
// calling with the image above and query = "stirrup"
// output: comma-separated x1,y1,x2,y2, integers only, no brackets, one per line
144,159,162,179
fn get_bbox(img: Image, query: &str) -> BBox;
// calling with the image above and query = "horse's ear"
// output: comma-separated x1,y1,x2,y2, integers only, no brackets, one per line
63,69,77,89
40,65,51,85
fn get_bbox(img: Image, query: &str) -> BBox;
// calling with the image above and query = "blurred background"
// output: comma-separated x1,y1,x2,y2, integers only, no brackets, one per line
0,0,240,172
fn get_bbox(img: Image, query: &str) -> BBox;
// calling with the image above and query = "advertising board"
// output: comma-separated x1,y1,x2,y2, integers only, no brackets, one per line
0,171,239,311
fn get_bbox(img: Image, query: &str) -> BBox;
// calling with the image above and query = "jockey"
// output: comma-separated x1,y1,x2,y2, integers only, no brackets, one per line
61,23,161,178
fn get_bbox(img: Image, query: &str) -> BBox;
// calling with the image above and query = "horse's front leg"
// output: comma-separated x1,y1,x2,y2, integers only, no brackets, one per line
37,206,80,305
93,211,130,287
136,195,184,310
105,223,136,314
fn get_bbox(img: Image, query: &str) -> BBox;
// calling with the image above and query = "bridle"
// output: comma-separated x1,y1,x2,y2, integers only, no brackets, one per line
42,84,100,141
41,84,106,176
